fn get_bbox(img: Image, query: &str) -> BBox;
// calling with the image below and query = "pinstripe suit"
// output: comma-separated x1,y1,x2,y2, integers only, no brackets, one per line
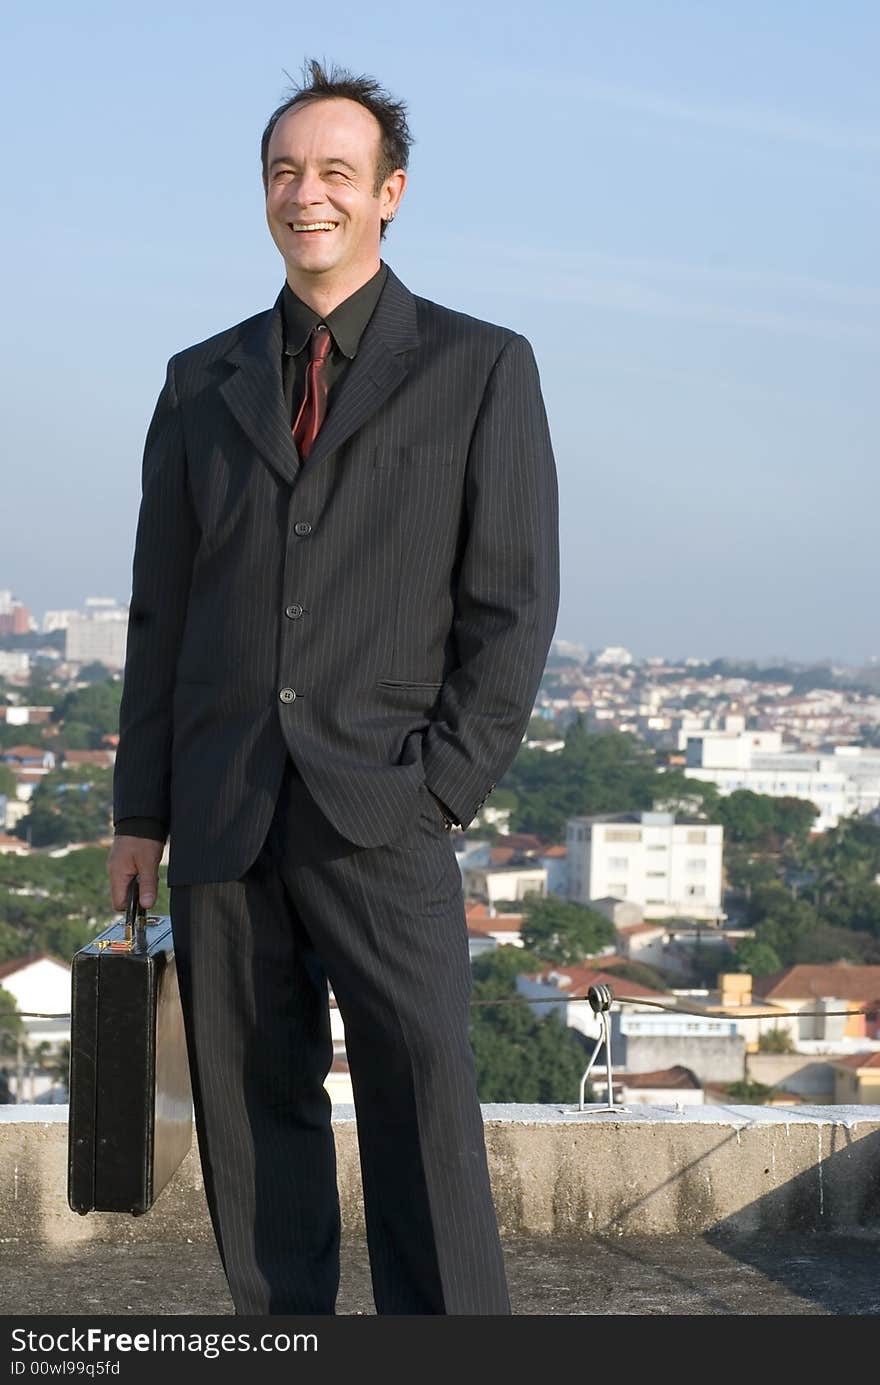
113,261,560,1313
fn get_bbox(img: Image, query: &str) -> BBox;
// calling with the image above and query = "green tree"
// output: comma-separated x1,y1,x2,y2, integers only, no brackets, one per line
733,938,783,977
519,897,614,965
51,681,121,747
601,959,674,991
78,662,114,684
0,985,23,1058
757,1028,795,1054
500,719,658,839
469,949,589,1103
652,772,721,820
526,714,560,741
716,790,779,846
16,765,113,847
723,1079,772,1104
790,924,880,966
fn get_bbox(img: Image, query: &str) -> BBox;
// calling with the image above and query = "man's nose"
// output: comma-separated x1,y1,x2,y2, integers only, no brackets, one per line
291,171,326,206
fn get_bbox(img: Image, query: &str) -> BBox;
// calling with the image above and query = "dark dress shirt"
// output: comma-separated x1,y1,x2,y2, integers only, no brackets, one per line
116,261,456,842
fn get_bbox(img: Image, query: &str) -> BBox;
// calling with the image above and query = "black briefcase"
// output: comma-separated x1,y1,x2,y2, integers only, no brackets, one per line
67,878,193,1215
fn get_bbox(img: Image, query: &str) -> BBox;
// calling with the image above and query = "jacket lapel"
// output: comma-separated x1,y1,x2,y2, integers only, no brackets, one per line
219,296,299,486
219,264,420,486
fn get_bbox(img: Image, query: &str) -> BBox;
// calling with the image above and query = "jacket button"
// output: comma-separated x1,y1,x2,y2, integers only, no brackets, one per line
285,604,304,619
294,521,312,536
279,687,297,703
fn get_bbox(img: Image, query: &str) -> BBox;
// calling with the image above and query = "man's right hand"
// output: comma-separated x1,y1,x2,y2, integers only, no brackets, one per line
108,835,166,912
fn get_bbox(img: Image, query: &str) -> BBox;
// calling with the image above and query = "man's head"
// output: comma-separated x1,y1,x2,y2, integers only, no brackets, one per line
262,59,412,294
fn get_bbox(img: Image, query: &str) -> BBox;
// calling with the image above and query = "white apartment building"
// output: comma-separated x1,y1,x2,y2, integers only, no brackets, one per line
42,610,81,633
566,810,724,922
65,609,129,669
684,731,880,830
0,652,30,678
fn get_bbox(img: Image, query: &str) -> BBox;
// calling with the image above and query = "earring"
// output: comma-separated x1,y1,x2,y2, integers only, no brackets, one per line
385,212,395,222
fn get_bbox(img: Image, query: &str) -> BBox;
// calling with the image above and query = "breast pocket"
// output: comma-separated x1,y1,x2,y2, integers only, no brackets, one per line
372,444,456,471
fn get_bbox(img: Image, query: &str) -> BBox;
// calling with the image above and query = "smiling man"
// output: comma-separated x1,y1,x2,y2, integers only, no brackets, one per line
108,58,559,1317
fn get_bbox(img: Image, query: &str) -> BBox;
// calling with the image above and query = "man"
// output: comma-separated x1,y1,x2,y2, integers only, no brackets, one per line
108,58,559,1316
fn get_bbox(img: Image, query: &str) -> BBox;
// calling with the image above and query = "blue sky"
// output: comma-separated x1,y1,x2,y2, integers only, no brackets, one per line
3,1,878,664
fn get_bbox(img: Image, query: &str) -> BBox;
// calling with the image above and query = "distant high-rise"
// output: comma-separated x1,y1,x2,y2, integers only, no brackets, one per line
0,590,33,636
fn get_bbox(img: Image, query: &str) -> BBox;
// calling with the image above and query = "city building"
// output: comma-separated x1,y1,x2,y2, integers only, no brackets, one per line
0,591,33,636
832,1052,880,1105
566,810,724,922
752,964,880,1048
0,953,71,1102
64,599,129,670
684,731,880,830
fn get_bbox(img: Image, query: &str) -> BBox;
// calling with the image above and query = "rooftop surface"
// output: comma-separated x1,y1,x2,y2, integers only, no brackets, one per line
3,1232,878,1316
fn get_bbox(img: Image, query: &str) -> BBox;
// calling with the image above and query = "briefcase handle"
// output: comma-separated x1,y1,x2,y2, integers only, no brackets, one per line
125,877,150,953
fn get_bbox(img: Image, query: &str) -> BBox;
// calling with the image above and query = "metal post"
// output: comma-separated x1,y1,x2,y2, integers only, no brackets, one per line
572,984,629,1115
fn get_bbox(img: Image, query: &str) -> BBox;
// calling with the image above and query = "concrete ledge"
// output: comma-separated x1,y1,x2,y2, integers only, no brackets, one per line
2,1104,879,1244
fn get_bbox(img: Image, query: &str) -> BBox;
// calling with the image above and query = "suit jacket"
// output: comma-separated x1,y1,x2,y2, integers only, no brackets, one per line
113,263,560,886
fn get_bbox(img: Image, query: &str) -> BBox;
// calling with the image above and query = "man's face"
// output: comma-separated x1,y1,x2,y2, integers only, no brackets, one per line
265,97,401,281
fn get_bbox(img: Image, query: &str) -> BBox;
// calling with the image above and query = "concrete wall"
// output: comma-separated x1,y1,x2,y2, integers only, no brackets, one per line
3,1104,879,1244
621,1034,745,1085
748,1054,836,1098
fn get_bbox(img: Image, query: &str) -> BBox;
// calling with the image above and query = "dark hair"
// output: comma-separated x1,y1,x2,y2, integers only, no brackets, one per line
261,58,414,240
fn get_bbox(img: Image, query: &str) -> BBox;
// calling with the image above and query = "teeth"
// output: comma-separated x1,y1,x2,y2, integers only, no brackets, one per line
292,222,337,231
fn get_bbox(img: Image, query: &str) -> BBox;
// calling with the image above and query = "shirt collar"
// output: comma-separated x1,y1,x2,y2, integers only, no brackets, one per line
282,260,389,359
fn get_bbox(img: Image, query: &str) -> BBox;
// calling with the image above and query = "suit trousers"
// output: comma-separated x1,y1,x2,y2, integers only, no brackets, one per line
168,754,511,1315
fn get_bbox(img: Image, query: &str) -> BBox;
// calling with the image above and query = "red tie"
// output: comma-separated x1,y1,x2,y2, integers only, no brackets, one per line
293,323,333,462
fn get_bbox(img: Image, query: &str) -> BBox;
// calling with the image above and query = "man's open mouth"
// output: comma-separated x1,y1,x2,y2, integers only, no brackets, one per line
290,221,339,233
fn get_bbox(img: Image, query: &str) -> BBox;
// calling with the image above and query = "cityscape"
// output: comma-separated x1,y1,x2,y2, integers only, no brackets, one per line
2,582,879,1114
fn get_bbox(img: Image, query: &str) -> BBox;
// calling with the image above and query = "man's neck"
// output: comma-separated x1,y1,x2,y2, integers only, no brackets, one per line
285,256,382,317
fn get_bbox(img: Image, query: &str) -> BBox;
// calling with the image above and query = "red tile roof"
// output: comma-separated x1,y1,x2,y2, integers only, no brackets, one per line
832,1051,880,1071
755,964,880,1003
523,962,667,1000
623,1066,701,1090
489,846,517,865
3,746,50,759
468,915,524,936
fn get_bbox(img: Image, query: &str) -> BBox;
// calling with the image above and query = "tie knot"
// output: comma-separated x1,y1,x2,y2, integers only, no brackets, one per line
310,323,333,363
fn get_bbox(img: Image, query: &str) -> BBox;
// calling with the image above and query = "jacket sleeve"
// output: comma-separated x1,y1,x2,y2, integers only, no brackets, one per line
112,356,200,827
420,332,560,829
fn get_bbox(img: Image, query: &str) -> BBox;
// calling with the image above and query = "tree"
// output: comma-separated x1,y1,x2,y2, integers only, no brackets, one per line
770,797,820,852
758,1028,794,1054
791,924,880,966
747,884,819,966
526,714,559,741
78,663,115,684
716,790,779,846
0,985,23,1057
15,765,113,847
519,897,614,965
653,772,720,820
601,959,675,991
469,948,590,1103
51,681,121,747
733,938,782,977
723,1079,772,1104
500,719,658,839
